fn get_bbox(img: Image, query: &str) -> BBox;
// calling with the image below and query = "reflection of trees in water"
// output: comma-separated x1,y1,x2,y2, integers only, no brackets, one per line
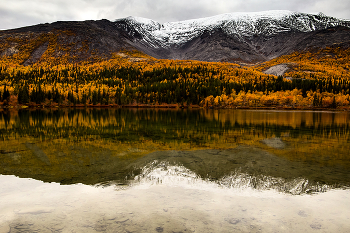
0,109,349,143
0,109,349,169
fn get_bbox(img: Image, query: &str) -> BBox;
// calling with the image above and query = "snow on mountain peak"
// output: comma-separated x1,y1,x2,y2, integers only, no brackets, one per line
116,11,349,48
169,10,296,24
125,16,161,31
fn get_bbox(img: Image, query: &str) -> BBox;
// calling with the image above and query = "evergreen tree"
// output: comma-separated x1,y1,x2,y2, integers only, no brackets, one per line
18,85,30,104
2,85,10,101
313,93,319,107
92,90,98,105
331,96,337,109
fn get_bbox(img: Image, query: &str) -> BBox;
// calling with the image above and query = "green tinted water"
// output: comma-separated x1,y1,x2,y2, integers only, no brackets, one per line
0,108,349,192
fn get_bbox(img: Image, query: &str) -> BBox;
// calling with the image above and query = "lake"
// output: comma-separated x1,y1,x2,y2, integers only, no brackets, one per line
0,108,349,232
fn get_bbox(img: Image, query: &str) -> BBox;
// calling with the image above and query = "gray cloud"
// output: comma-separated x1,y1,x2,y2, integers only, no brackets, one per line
1,0,349,30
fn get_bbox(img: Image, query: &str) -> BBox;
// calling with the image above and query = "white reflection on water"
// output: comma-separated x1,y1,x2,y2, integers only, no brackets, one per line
121,161,332,195
219,172,332,195
132,161,209,188
1,163,350,232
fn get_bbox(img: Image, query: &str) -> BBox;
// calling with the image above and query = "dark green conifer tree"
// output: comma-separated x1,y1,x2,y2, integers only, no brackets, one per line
18,85,30,104
2,85,10,101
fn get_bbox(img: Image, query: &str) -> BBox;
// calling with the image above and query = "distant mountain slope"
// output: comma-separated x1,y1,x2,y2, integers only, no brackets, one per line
1,11,350,65
0,19,135,65
117,11,350,62
117,11,349,47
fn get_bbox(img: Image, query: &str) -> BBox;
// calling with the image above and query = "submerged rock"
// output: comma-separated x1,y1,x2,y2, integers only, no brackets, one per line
25,142,51,165
260,137,286,149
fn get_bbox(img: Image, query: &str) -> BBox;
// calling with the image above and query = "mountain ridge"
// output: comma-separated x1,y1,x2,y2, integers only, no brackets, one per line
1,10,350,64
117,10,349,46
115,10,350,62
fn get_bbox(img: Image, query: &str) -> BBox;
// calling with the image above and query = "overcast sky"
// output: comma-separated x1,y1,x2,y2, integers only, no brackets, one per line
1,0,349,30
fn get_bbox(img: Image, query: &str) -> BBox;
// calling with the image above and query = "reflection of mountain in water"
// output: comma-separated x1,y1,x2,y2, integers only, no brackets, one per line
1,141,349,194
128,161,327,195
125,146,348,194
1,108,350,194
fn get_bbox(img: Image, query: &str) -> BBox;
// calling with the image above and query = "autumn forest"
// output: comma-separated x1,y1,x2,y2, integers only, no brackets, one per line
1,30,350,109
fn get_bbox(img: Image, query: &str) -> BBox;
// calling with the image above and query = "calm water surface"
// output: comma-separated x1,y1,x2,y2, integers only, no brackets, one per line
0,108,349,232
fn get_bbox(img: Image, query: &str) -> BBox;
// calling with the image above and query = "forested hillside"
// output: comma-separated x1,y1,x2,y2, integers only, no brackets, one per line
0,47,349,109
0,28,350,109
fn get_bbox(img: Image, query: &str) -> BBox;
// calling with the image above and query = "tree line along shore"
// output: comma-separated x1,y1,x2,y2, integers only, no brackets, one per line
1,47,350,110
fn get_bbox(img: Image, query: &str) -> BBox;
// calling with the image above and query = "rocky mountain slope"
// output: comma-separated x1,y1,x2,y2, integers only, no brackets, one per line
117,11,350,62
1,11,350,64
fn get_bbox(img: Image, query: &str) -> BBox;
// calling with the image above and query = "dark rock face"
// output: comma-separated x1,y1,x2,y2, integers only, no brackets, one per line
126,25,350,63
248,26,350,60
1,13,350,64
23,42,49,66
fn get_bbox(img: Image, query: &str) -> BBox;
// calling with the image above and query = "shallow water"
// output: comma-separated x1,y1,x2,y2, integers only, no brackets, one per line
0,108,350,232
1,175,350,233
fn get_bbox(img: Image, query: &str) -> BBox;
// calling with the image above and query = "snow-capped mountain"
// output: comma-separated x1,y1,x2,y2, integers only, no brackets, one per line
115,10,350,49
1,11,350,64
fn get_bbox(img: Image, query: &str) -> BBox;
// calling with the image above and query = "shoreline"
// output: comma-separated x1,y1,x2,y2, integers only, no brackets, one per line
0,103,349,112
